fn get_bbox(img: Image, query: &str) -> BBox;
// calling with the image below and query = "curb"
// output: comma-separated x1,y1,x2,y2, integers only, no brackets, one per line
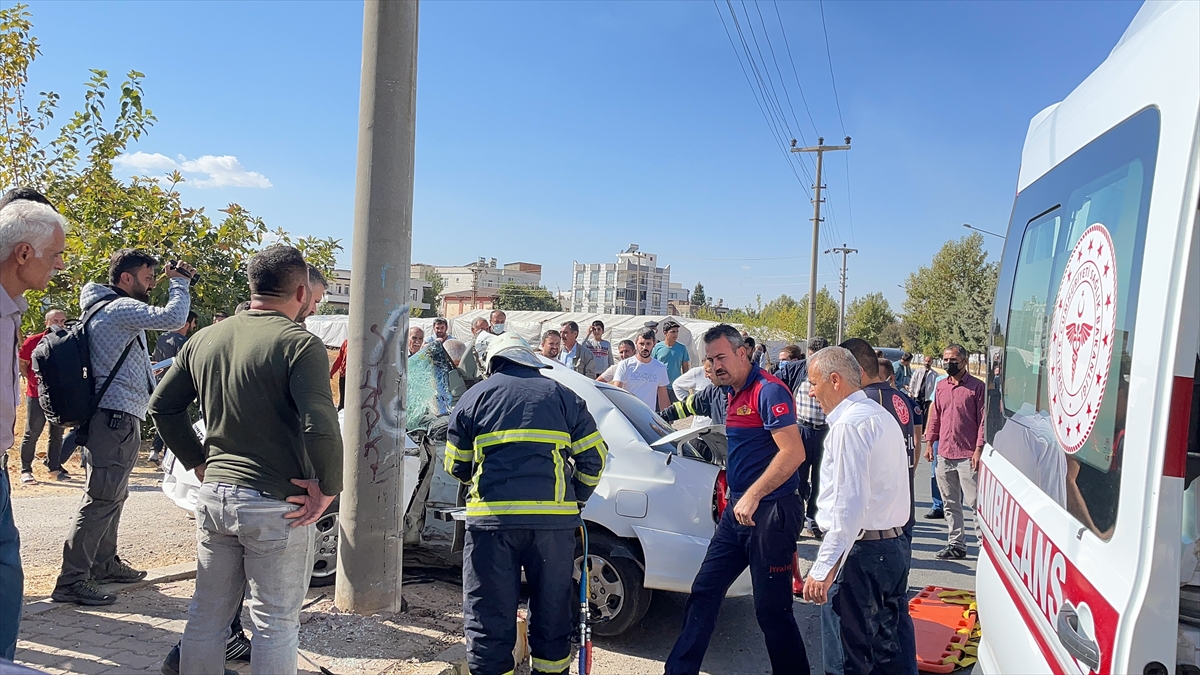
23,561,197,617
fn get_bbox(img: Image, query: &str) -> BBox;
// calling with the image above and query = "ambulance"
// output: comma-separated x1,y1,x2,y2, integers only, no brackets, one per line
975,1,1200,673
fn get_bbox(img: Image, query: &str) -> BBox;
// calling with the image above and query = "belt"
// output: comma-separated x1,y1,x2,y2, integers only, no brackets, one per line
798,422,828,430
860,527,904,541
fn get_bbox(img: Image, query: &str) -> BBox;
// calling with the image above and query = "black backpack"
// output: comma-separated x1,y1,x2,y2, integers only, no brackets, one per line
31,298,139,429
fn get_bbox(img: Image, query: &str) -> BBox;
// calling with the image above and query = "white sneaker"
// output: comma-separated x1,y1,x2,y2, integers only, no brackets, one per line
20,472,37,485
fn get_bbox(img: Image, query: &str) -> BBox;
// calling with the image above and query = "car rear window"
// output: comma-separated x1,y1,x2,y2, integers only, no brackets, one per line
988,107,1159,540
601,387,676,449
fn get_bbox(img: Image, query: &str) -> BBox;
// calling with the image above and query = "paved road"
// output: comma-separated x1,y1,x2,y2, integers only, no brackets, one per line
581,466,978,674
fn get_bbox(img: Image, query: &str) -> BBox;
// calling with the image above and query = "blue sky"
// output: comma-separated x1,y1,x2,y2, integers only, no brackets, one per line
20,0,1142,310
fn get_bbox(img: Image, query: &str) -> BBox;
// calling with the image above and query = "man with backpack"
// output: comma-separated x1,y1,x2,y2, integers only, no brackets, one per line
0,188,68,661
50,249,193,606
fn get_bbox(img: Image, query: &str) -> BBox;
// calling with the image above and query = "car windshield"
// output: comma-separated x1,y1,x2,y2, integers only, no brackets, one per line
599,387,676,451
407,343,453,431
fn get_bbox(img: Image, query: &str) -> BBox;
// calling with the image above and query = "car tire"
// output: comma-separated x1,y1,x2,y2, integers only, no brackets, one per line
575,532,652,637
310,499,340,587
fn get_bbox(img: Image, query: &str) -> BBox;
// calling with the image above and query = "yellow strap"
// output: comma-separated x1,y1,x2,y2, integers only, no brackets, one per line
937,589,975,598
576,471,601,487
531,654,572,672
465,501,580,517
571,431,603,455
941,655,977,668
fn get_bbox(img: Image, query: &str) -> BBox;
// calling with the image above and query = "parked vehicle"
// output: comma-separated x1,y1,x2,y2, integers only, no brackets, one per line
161,355,750,636
975,2,1200,673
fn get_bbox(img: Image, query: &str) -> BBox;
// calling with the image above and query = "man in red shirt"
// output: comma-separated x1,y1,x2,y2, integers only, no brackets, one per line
17,308,68,483
923,343,986,559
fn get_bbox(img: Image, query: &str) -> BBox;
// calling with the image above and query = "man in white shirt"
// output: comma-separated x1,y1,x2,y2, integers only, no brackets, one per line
671,359,713,428
596,340,634,383
801,346,916,675
613,330,669,411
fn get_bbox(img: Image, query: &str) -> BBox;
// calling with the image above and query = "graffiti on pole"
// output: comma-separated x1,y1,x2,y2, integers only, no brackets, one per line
360,304,409,482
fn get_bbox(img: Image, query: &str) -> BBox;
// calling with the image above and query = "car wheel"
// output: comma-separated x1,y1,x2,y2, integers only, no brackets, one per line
310,503,340,587
574,533,652,637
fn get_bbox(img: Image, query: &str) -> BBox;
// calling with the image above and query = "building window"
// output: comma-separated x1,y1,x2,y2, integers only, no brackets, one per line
605,288,614,302
575,289,584,302
588,289,598,302
653,293,661,306
605,271,614,284
576,272,585,286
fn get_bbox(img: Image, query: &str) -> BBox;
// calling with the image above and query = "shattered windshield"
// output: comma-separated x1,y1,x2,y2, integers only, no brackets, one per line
407,342,453,432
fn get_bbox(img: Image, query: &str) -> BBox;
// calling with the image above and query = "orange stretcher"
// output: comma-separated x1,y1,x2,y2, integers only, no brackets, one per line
909,586,979,673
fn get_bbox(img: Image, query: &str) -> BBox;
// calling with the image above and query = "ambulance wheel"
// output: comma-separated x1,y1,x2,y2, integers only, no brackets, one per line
310,499,340,587
574,533,652,637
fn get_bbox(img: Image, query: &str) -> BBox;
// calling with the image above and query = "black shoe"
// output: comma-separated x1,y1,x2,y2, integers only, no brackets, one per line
54,469,70,481
924,508,945,519
935,545,967,560
160,642,238,675
226,630,252,662
52,579,117,606
94,556,147,584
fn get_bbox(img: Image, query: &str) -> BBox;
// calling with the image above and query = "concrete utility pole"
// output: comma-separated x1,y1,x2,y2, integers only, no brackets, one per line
826,245,857,343
337,0,419,616
792,136,850,341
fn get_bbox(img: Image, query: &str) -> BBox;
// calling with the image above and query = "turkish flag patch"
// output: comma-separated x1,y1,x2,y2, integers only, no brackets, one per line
772,402,790,417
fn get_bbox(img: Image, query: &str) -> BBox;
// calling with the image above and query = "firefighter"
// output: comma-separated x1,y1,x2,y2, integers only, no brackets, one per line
445,333,608,675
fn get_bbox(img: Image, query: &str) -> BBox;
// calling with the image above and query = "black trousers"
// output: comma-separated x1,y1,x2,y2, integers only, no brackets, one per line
56,409,140,589
666,496,809,675
463,527,576,675
20,396,64,472
798,425,828,520
820,537,917,675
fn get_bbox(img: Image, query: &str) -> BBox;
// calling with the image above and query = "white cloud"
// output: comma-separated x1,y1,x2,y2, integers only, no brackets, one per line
114,152,273,189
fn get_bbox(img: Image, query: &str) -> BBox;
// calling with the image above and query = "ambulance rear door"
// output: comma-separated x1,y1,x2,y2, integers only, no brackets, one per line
975,3,1200,671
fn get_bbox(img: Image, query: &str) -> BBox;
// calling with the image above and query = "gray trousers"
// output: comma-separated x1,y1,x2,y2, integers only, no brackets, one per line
934,456,978,549
55,408,140,589
182,483,314,675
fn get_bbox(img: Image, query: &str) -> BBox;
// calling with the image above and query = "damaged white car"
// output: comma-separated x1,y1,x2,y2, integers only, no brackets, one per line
161,349,750,636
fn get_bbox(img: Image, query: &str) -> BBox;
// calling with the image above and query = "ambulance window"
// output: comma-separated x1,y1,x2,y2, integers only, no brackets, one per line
990,108,1158,540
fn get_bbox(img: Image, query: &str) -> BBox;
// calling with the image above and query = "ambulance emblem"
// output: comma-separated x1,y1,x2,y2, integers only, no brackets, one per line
892,395,910,425
1048,224,1117,453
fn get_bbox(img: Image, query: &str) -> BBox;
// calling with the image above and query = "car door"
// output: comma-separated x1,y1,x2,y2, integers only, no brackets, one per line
978,100,1196,674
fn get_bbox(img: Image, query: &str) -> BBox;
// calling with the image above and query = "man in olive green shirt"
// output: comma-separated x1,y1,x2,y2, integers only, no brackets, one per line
149,245,341,674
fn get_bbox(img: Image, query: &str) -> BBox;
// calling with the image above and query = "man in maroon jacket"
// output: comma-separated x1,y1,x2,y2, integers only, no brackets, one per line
924,344,985,560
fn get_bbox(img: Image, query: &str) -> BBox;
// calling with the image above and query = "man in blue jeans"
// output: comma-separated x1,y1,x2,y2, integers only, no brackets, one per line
801,346,915,675
665,325,809,675
1,189,68,660
150,246,342,674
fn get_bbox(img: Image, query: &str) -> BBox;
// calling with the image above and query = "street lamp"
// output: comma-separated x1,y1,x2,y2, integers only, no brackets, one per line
963,223,1006,239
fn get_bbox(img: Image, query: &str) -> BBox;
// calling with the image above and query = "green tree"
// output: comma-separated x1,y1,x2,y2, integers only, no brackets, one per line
877,322,905,348
495,281,562,311
418,269,445,318
796,288,840,341
691,282,707,307
843,292,896,345
316,302,348,315
903,233,999,355
1,4,340,332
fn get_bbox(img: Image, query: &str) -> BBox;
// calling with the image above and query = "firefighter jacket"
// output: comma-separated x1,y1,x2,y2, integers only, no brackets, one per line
661,385,730,427
445,360,608,530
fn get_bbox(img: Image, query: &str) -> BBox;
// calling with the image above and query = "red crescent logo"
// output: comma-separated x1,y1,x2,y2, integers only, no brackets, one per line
772,402,790,417
892,395,910,425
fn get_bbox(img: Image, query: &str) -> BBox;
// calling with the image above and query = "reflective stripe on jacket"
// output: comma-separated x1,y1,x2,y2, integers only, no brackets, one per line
445,360,607,529
662,386,729,427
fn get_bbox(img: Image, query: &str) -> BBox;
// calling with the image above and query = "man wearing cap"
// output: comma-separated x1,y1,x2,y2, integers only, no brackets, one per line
446,333,608,675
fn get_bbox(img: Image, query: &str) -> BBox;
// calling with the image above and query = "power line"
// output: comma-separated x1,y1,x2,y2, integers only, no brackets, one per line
843,153,856,247
818,0,847,136
712,1,806,188
769,0,820,140
748,0,806,145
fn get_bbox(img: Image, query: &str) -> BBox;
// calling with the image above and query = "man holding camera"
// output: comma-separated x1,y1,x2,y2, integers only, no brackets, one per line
52,249,194,606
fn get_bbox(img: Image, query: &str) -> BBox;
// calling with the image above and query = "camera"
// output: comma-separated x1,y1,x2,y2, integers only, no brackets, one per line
168,260,201,286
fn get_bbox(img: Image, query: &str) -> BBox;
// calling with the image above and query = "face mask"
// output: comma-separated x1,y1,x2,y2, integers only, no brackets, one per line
944,362,961,377
492,323,505,334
